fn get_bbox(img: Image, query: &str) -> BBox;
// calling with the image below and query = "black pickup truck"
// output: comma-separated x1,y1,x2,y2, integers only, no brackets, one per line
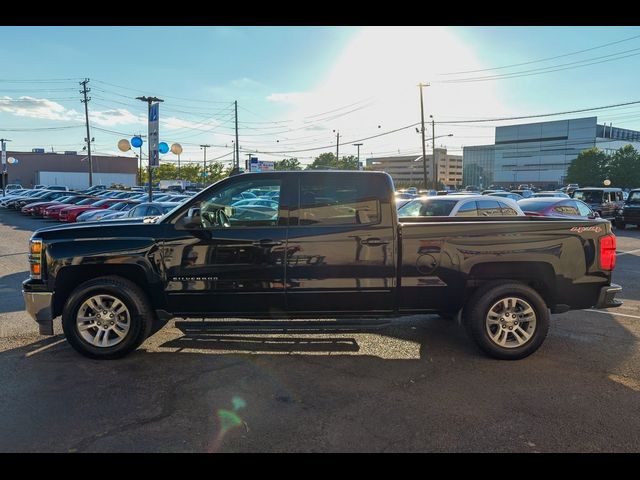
23,171,622,360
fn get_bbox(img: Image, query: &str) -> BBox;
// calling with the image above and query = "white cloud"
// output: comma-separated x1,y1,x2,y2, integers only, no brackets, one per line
231,77,264,89
0,96,77,121
90,108,144,127
267,92,313,104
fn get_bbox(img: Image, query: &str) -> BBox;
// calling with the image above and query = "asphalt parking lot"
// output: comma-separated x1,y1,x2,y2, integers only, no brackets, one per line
1,209,639,452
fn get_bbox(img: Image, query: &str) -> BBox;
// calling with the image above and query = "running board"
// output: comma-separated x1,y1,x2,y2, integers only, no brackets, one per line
174,319,393,333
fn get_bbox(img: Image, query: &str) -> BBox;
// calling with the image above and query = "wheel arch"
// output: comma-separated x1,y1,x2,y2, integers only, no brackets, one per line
53,265,162,318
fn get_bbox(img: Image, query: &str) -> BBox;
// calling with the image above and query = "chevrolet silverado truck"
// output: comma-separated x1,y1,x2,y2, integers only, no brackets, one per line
22,171,622,360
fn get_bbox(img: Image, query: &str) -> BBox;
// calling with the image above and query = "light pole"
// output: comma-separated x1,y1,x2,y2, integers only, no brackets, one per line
418,83,429,189
353,143,363,170
430,115,436,188
200,144,211,185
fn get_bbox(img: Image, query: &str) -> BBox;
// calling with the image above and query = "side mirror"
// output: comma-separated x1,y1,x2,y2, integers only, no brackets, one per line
589,211,600,219
175,206,202,230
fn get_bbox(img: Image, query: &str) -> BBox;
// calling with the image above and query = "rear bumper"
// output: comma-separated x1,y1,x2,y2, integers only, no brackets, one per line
593,283,623,309
23,291,55,335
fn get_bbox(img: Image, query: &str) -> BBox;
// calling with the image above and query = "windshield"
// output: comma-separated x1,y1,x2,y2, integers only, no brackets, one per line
398,198,458,217
573,190,603,203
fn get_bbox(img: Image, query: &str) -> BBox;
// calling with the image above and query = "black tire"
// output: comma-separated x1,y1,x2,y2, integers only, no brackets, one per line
463,281,550,360
62,276,154,359
615,221,626,230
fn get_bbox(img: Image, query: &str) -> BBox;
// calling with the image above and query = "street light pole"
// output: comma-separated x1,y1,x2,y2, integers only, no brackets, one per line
200,144,211,185
432,116,437,189
418,83,429,190
353,143,363,170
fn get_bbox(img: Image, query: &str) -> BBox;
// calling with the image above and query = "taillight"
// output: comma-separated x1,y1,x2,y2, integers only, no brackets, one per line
599,234,617,271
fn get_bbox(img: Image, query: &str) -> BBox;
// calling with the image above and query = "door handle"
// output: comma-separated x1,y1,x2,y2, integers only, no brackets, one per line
253,239,283,247
360,237,390,246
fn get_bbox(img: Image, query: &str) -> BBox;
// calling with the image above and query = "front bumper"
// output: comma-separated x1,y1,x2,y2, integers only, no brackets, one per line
23,291,55,335
593,283,623,309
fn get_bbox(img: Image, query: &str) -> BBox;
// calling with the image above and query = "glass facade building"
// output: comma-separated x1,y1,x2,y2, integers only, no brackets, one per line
462,117,640,189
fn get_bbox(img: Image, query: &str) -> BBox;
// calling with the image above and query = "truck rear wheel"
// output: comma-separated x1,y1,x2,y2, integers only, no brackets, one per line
62,276,154,359
464,282,549,360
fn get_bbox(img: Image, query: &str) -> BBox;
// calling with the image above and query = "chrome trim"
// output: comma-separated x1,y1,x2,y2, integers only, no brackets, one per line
23,291,54,322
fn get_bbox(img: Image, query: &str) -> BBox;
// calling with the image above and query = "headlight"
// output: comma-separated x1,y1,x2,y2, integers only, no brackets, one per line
29,238,43,279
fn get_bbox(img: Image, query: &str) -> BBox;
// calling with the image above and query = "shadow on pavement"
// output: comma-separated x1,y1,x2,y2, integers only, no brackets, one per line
0,270,28,314
0,311,637,453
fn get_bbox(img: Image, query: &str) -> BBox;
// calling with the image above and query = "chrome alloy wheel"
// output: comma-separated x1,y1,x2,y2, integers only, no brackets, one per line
485,297,537,349
76,294,131,348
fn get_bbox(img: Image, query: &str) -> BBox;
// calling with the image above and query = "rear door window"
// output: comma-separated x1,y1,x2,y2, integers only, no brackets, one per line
496,201,519,216
455,201,478,217
476,200,502,217
297,175,381,226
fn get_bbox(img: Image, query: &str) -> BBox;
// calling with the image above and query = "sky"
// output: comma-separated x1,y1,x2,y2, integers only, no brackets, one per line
2,26,640,167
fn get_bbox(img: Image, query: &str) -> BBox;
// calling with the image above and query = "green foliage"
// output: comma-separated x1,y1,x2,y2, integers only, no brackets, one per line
139,161,229,185
306,152,359,170
275,158,302,170
608,145,640,189
565,148,609,187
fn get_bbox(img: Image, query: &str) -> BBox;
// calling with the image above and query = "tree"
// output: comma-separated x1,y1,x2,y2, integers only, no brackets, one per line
336,155,358,170
306,152,337,170
275,158,302,170
565,148,609,187
608,145,640,189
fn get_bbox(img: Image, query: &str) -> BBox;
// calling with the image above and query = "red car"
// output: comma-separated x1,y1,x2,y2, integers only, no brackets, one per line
22,195,94,217
44,197,99,220
518,198,599,219
58,199,124,222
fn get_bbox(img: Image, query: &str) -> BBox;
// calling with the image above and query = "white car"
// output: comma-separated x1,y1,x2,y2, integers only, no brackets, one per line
398,195,525,218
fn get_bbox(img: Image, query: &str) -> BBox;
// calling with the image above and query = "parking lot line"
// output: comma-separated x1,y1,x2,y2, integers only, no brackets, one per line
586,309,640,320
617,248,640,257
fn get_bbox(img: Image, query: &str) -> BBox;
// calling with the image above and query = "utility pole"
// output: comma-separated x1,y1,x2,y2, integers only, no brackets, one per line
418,83,429,190
136,96,164,202
335,130,340,161
80,79,93,187
431,115,436,189
353,143,363,170
234,101,240,170
200,144,210,185
0,138,10,196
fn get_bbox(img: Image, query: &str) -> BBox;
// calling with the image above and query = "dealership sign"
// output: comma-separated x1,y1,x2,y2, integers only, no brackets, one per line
249,157,275,172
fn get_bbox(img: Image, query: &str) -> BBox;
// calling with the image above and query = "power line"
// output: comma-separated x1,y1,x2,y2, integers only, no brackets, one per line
436,48,640,84
438,32,640,76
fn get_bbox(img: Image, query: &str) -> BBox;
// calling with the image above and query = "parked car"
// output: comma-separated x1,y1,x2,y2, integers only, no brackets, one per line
5,183,22,191
17,190,73,210
45,185,70,192
481,189,505,195
58,198,125,222
43,197,99,220
23,171,621,361
398,195,524,218
570,188,624,220
517,198,598,219
76,201,139,222
22,194,90,216
487,192,524,202
532,191,570,198
511,189,534,199
614,189,640,229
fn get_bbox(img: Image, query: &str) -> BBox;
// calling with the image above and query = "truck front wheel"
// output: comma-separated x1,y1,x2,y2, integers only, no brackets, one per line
62,276,154,359
464,282,550,360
